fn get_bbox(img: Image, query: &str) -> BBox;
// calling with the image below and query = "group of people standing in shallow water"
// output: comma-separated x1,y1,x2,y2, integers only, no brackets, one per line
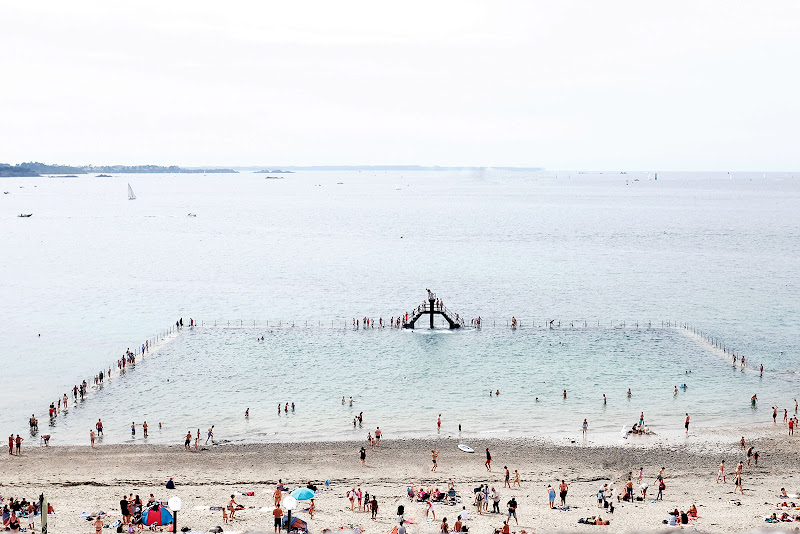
11,319,187,449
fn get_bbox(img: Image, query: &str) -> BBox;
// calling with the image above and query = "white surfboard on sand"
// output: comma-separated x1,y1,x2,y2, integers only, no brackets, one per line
458,444,474,453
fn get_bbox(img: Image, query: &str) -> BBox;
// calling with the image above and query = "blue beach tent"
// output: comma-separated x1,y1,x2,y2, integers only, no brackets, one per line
143,505,173,526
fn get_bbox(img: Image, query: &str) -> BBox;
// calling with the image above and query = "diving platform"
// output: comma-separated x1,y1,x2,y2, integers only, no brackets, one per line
403,292,462,329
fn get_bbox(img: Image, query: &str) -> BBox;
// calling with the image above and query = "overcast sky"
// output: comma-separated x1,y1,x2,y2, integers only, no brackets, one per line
1,1,798,169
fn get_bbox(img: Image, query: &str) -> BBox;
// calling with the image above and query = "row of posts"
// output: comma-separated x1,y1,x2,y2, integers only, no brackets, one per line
155,319,685,330
681,323,736,357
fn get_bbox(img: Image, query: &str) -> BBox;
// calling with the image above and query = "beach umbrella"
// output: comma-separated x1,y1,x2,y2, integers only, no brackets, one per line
290,488,315,501
143,506,173,526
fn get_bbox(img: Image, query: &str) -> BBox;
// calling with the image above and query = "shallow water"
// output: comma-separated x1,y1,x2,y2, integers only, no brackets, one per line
1,170,798,444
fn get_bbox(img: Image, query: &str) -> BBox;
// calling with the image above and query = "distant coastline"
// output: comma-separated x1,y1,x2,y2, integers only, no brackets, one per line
254,169,294,174
0,162,237,177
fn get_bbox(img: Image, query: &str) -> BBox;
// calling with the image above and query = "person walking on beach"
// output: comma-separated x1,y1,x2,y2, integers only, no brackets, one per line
274,485,283,507
272,504,283,533
425,499,435,520
559,480,568,506
437,414,442,432
773,407,778,423
184,432,191,450
431,449,439,472
206,425,214,444
370,496,378,520
143,421,148,438
514,470,521,487
14,435,22,455
507,497,518,525
547,485,555,508
685,413,690,434
485,448,492,471
94,515,104,534
734,471,744,495
504,466,511,488
228,494,240,520
90,429,96,448
717,460,726,483
582,419,588,436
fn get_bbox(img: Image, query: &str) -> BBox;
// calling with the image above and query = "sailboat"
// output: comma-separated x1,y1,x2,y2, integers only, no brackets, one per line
128,183,136,200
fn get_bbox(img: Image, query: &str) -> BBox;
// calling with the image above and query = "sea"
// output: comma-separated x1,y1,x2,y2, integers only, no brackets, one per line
1,170,799,446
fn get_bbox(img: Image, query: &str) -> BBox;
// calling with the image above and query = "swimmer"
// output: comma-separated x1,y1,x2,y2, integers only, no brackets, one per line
245,408,249,418
627,388,632,398
563,389,567,399
674,386,678,395
603,394,606,405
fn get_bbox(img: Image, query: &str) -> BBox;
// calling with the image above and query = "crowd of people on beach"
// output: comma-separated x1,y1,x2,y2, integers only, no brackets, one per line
1,494,54,532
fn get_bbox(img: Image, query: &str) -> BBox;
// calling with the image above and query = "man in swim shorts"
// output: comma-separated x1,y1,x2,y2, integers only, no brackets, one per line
559,480,568,506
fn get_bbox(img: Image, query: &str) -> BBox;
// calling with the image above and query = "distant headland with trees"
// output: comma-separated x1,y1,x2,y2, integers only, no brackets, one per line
0,162,238,177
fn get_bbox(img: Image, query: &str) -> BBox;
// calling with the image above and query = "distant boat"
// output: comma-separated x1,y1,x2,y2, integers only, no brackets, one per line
128,183,136,200
395,184,401,190
336,182,344,185
3,191,9,194
96,174,112,178
18,213,32,218
187,213,197,217
633,178,640,182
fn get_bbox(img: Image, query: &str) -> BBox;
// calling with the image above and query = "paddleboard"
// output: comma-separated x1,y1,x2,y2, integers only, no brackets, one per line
458,444,474,453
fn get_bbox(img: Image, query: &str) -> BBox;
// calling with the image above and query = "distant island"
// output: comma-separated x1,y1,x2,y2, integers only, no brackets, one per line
0,162,237,177
254,169,294,174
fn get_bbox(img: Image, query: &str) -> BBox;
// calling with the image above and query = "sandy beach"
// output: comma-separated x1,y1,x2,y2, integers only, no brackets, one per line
3,434,799,533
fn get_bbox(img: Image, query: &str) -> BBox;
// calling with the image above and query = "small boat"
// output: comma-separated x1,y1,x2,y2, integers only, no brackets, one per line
336,182,344,185
18,213,32,218
187,213,197,217
3,191,9,194
128,183,136,200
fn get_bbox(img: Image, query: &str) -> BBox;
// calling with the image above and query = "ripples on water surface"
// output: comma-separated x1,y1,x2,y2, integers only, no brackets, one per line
1,171,798,443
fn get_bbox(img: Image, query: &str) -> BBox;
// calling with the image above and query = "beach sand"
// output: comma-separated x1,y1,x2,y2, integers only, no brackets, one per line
2,435,799,533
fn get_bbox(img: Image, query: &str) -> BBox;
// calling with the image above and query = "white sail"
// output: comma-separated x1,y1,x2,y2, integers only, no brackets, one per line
128,183,136,200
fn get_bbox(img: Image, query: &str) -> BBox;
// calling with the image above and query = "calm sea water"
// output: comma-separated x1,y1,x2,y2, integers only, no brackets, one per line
1,170,799,444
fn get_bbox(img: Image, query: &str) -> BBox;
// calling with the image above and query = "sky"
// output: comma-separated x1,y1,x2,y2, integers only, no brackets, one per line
1,1,798,170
